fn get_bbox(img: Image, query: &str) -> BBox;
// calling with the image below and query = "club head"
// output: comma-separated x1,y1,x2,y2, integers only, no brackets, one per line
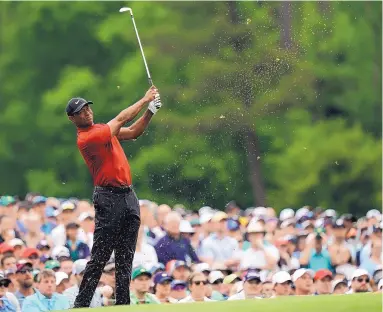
119,7,132,14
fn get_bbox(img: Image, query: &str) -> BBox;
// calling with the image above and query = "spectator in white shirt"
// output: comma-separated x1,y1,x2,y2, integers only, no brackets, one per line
132,225,158,270
272,271,292,297
238,222,279,270
228,271,263,300
178,272,212,303
292,269,314,296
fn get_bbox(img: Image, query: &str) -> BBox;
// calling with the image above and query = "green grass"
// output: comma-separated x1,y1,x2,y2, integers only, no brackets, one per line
70,293,381,312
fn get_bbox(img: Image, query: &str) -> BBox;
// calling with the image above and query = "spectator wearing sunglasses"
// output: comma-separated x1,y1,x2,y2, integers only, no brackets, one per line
228,271,263,300
0,272,20,312
14,263,36,307
347,269,371,294
179,272,212,303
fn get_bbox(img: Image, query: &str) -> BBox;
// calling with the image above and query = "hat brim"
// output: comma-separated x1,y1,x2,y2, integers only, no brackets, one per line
72,101,93,114
134,272,152,280
158,277,173,284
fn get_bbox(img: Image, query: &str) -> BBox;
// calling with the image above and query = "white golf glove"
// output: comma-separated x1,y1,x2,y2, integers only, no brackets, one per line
148,93,162,114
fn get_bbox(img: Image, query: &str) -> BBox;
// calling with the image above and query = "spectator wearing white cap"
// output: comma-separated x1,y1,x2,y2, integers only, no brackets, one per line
199,212,239,268
55,272,70,294
279,208,295,222
132,225,158,270
238,222,279,271
331,279,348,294
292,269,314,296
8,239,25,261
62,259,102,308
272,271,292,297
366,209,381,227
347,269,371,294
77,213,94,250
208,271,225,301
228,271,263,300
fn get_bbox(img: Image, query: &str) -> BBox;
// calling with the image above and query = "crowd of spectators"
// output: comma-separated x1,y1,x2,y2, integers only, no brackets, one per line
0,194,381,311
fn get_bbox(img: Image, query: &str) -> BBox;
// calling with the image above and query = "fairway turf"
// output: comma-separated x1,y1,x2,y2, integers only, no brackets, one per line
70,293,381,312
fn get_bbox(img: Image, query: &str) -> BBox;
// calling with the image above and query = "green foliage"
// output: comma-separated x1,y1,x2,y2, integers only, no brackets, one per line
0,2,381,215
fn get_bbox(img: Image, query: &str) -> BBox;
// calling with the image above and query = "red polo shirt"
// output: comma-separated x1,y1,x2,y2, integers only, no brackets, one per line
77,124,132,187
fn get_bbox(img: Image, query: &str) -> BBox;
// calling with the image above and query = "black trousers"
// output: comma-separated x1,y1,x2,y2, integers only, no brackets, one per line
74,186,140,307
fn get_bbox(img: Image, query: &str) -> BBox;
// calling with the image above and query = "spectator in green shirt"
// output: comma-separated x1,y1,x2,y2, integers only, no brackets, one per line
130,267,160,305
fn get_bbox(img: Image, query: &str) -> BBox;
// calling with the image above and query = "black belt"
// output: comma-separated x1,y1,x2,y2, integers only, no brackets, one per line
94,185,133,194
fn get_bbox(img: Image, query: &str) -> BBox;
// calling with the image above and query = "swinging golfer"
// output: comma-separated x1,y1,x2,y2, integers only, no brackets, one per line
66,86,161,307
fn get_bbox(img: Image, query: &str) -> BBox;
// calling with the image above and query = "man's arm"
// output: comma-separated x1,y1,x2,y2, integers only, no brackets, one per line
117,110,154,141
107,86,157,137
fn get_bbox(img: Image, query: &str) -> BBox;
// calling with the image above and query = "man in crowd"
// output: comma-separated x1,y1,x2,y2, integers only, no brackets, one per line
21,269,70,312
272,271,292,297
168,280,188,303
228,271,263,300
14,263,36,306
347,269,371,294
314,269,333,295
155,212,199,265
130,267,160,304
292,268,314,296
153,272,173,303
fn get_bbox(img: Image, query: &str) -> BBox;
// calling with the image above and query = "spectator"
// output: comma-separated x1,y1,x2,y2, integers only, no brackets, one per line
8,240,24,261
130,267,160,304
0,272,20,312
261,281,273,298
155,212,199,265
1,256,16,272
360,238,382,276
314,269,333,295
54,272,70,294
153,272,173,303
276,238,300,271
300,232,333,272
199,212,239,268
40,207,58,236
22,214,45,248
36,241,51,265
21,269,70,312
238,222,279,271
169,280,188,303
179,272,212,303
14,263,36,306
272,271,292,297
328,219,354,267
228,271,262,300
347,269,371,294
331,279,348,295
64,223,90,261
132,225,158,269
44,260,60,272
208,271,225,300
21,249,40,270
77,213,94,250
170,261,191,282
99,262,116,305
63,259,102,308
292,269,314,296
57,258,73,278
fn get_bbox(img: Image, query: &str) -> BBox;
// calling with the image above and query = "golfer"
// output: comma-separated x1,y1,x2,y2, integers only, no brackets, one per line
65,86,162,307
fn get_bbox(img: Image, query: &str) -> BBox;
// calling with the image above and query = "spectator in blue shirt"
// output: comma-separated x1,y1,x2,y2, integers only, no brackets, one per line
21,269,70,312
64,223,90,261
155,212,199,266
300,233,333,272
0,275,17,312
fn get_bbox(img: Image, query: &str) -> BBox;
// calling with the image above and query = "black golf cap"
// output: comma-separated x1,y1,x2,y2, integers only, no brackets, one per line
66,98,93,116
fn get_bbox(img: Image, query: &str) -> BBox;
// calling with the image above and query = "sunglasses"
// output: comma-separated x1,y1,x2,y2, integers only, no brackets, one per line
193,281,208,286
18,268,33,274
0,281,10,288
356,277,370,283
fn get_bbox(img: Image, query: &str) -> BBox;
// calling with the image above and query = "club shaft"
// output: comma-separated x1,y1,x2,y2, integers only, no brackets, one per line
130,15,153,86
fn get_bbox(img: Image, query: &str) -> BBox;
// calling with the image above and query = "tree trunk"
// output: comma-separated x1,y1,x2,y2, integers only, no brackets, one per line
227,1,266,206
280,1,293,49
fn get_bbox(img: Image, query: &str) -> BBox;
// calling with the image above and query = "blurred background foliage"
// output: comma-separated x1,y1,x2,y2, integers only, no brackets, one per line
0,1,381,215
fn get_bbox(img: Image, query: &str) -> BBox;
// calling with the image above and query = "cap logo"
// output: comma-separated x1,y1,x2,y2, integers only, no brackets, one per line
75,100,80,104
162,273,167,277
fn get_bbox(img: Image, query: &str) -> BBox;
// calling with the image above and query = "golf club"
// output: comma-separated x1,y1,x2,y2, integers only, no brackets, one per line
119,7,153,86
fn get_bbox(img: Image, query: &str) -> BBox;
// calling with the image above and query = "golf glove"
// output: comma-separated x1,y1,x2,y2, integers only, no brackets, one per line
148,94,162,114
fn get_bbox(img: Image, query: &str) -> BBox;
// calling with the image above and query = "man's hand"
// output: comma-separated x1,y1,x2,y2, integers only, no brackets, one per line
148,93,162,115
143,86,159,103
